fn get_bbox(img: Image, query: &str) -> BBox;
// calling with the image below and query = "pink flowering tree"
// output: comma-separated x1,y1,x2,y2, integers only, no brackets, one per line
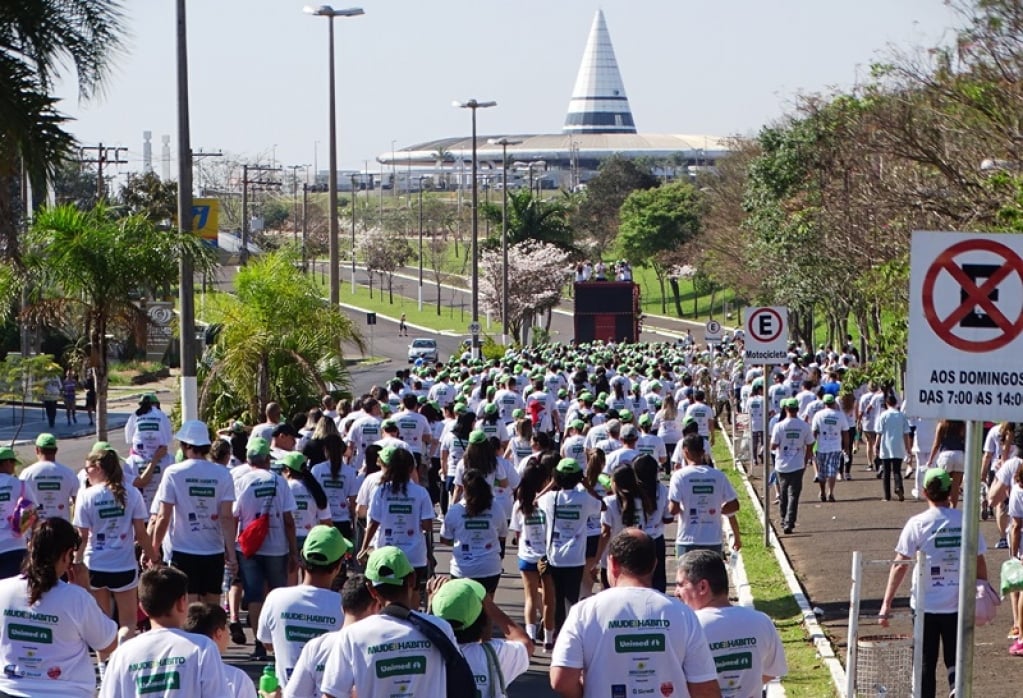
479,240,572,343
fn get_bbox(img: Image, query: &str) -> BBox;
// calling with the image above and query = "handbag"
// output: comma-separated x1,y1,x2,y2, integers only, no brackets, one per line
537,492,559,578
8,483,37,536
238,476,276,558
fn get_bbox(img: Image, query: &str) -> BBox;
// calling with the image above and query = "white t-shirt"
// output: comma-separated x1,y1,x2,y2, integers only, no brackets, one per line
895,506,987,613
604,447,640,474
287,479,331,538
0,473,27,555
535,487,602,567
99,627,228,698
668,466,739,546
561,435,586,468
508,501,547,563
395,410,431,455
257,584,343,688
319,613,457,698
122,453,163,513
347,414,382,471
310,461,359,523
551,586,718,698
19,460,79,522
771,418,814,473
0,576,117,698
440,432,469,475
695,605,788,698
461,640,530,698
810,408,849,455
996,457,1022,489
232,470,298,556
223,662,256,698
441,503,508,578
123,408,173,463
367,481,434,567
72,484,148,572
636,433,667,462
154,458,235,555
684,403,714,437
747,396,765,432
283,629,338,698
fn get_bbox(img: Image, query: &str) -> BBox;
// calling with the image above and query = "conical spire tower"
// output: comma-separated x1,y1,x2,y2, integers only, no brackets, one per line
563,10,636,134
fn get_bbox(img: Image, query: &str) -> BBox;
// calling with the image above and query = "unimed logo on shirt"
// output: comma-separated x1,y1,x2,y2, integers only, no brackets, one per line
613,634,666,653
554,507,580,520
935,535,962,548
136,671,181,694
714,652,753,672
254,486,276,499
375,655,427,678
36,481,61,491
692,485,714,494
465,520,490,530
389,504,413,515
99,506,126,519
285,625,327,643
7,624,52,644
188,486,214,497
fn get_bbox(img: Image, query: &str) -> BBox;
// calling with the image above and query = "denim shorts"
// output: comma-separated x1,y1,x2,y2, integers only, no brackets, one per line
238,553,288,604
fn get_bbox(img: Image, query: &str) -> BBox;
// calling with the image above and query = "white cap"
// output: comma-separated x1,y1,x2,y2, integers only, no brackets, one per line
175,419,211,447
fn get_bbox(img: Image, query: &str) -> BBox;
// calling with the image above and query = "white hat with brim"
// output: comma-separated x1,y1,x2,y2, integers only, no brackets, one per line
175,419,211,447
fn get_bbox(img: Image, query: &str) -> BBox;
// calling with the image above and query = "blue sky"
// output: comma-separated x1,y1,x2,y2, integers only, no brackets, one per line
55,0,958,181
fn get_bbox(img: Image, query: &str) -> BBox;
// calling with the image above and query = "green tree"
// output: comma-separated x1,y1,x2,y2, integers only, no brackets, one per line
198,251,364,424
20,203,216,439
119,171,178,222
480,189,575,252
0,0,126,262
617,182,703,314
572,155,658,253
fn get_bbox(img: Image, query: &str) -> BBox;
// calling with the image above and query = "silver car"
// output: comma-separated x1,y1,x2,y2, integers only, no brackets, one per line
407,338,438,364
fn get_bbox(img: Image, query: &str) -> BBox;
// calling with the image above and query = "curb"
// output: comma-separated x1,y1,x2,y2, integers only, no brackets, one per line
720,424,847,697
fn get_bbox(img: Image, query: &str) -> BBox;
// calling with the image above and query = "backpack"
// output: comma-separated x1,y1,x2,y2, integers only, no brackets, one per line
381,604,476,698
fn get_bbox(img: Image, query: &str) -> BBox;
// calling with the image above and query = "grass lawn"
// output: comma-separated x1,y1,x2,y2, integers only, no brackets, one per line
712,438,840,698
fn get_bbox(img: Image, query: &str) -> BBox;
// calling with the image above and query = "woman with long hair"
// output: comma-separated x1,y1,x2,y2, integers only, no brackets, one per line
653,393,682,474
72,447,159,658
593,464,655,588
281,452,332,585
632,454,673,592
505,417,534,464
303,415,339,464
440,411,475,514
0,518,119,697
580,449,607,599
535,458,603,647
925,420,967,507
311,433,359,541
509,461,554,646
478,402,507,448
452,431,510,505
359,447,434,608
441,469,507,596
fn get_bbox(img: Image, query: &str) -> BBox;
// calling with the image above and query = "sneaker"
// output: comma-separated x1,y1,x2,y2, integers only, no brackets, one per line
911,488,919,499
997,538,1010,549
846,474,853,481
1009,640,1023,656
828,494,836,503
783,526,793,534
543,642,555,653
1008,626,1019,640
248,643,268,661
229,621,246,645
820,494,827,502
897,493,905,502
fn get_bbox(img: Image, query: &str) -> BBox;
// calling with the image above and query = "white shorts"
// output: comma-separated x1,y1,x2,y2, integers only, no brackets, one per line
936,450,965,474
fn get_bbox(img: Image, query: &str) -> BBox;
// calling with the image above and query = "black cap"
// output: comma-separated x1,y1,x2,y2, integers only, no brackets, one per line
272,423,300,438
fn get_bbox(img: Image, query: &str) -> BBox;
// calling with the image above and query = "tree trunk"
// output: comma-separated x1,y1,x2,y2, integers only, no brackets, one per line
436,281,442,315
544,307,553,332
368,270,373,299
668,277,683,317
92,315,108,440
257,355,270,415
387,273,394,304
709,288,718,318
656,273,667,315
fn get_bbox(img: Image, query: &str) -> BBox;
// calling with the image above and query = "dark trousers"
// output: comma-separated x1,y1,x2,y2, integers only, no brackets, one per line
880,458,904,500
549,565,583,634
43,400,57,427
651,535,667,593
778,469,804,528
922,612,957,698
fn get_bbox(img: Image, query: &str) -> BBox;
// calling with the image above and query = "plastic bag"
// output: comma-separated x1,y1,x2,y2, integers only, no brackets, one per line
999,558,1023,596
976,579,1001,626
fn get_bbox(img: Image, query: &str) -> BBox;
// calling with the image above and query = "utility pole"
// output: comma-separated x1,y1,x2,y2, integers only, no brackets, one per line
240,164,282,265
79,143,128,200
286,164,307,245
191,149,223,195
302,183,309,272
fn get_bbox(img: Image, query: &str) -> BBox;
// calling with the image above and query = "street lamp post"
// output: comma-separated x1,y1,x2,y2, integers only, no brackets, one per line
305,4,364,306
350,174,357,294
454,99,496,360
488,137,521,346
417,175,426,311
176,0,197,423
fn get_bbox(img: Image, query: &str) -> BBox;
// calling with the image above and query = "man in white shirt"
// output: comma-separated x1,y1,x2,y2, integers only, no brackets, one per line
550,529,721,698
251,402,282,442
668,435,740,558
319,546,461,698
773,399,815,533
100,567,228,697
604,425,641,473
810,394,849,504
346,399,383,472
875,394,911,502
677,550,787,698
257,526,348,689
747,383,766,468
19,433,78,522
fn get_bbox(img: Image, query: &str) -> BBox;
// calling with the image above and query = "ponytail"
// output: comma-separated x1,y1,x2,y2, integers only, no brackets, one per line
300,468,329,510
91,450,126,508
24,518,79,605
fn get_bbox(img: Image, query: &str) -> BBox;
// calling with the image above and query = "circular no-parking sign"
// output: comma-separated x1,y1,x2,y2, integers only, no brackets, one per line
748,307,783,343
705,319,721,336
922,238,1023,352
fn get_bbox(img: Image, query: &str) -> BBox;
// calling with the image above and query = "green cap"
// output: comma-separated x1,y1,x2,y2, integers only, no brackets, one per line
379,445,400,465
380,404,392,415
417,395,428,404
557,389,567,398
784,398,799,409
0,447,21,464
594,400,607,410
381,419,398,430
556,457,582,474
822,394,836,404
246,437,270,457
431,579,486,629
280,452,307,472
454,402,469,415
91,441,113,454
365,546,415,586
618,409,633,423
639,414,653,426
484,402,498,415
924,467,952,492
512,408,525,419
570,419,585,431
469,429,487,445
35,433,57,449
302,525,352,565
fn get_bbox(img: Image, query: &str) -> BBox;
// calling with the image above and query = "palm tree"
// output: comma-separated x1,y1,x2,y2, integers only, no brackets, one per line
22,203,217,439
0,0,126,261
198,250,364,424
481,189,577,253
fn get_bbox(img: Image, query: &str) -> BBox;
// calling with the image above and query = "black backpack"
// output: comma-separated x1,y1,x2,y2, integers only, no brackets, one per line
381,604,476,698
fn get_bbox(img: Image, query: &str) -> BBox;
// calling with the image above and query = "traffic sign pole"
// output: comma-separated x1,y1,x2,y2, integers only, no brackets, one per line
954,420,982,698
763,365,770,548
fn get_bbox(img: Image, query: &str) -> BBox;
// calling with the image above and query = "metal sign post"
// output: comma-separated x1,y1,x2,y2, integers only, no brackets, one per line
954,420,982,698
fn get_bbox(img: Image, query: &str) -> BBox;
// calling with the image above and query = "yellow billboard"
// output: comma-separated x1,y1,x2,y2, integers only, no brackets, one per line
192,198,219,246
